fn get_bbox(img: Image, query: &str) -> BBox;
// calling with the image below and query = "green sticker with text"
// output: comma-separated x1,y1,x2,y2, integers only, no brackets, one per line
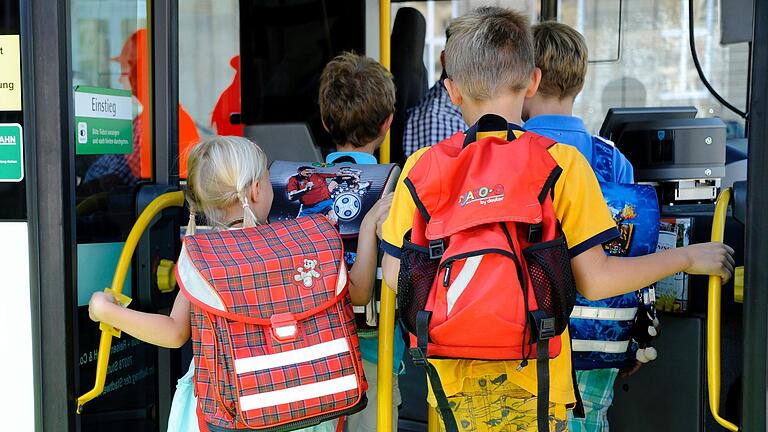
0,123,23,182
74,86,133,155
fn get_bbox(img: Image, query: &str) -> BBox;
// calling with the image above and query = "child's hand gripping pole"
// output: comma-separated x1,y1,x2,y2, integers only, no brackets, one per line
76,191,186,414
707,188,739,432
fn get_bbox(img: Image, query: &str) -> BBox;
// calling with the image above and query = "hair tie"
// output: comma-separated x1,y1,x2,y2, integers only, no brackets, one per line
237,190,260,228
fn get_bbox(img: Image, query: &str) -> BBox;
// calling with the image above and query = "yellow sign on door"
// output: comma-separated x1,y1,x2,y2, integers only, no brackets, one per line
0,35,21,111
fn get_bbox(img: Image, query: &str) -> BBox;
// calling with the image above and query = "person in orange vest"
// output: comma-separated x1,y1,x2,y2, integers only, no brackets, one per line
114,28,200,178
210,55,244,137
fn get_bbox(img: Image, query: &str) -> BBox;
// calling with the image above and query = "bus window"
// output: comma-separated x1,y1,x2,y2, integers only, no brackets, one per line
178,0,241,156
560,0,750,137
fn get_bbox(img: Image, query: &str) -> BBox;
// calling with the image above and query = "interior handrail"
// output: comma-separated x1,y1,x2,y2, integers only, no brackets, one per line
707,187,739,431
76,191,185,413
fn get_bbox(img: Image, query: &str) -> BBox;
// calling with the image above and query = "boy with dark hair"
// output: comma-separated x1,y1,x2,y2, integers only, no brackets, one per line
318,52,403,432
381,7,734,432
522,21,642,432
320,51,396,164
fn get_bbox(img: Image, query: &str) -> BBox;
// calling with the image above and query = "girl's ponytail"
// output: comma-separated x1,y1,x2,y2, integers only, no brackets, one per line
237,191,261,228
186,201,197,236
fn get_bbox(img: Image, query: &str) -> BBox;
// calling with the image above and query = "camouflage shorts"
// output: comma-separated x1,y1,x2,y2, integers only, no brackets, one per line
435,374,568,432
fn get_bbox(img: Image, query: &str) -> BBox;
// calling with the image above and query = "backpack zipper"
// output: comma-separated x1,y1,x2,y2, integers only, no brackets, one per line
439,248,516,287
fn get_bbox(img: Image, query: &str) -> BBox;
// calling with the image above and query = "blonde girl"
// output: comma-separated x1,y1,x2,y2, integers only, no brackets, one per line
89,136,388,431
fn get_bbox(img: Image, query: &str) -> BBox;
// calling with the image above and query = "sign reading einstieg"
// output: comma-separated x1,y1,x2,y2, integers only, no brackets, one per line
74,86,133,155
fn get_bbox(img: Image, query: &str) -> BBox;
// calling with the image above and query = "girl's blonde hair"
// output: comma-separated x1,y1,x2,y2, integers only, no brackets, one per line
186,136,269,232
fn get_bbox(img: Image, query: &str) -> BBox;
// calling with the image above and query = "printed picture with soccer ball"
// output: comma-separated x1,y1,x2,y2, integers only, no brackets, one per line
268,161,399,238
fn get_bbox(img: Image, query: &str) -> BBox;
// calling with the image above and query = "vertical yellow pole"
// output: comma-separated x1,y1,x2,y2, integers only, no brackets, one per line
428,408,441,432
377,1,395,432
706,189,739,432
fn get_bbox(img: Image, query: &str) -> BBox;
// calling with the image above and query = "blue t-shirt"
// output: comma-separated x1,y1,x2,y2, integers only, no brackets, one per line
524,115,634,184
326,151,406,374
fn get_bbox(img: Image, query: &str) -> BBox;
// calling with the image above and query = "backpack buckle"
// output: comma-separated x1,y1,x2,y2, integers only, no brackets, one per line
429,240,445,259
528,223,543,243
409,347,427,366
530,310,556,341
270,313,298,343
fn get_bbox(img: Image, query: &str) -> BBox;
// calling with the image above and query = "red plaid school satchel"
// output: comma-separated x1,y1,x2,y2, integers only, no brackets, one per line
177,215,367,431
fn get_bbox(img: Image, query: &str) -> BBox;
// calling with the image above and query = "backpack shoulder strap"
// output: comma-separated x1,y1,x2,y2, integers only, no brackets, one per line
524,131,558,150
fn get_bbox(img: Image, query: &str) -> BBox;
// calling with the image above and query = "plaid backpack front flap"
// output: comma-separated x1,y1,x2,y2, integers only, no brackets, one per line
177,215,367,431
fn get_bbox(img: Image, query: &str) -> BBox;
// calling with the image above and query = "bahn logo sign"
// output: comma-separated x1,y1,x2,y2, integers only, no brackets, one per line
0,123,23,182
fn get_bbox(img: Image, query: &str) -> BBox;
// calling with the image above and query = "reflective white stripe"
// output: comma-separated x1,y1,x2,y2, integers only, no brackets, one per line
571,339,631,353
239,374,358,411
446,256,483,315
234,338,350,374
570,306,637,321
177,244,226,311
336,261,348,295
353,301,395,314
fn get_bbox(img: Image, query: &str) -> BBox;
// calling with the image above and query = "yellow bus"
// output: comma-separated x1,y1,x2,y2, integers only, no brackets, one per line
1,0,765,431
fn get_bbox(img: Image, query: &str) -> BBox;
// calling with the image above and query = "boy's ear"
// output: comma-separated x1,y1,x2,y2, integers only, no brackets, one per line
321,118,330,133
526,67,542,98
379,113,394,137
444,78,463,106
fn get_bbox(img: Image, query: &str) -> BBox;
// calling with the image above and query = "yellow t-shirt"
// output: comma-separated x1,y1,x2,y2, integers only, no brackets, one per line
381,130,618,405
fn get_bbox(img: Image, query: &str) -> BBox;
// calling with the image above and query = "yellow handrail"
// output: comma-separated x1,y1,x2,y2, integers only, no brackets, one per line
707,188,739,431
76,191,185,413
377,1,397,431
428,408,441,432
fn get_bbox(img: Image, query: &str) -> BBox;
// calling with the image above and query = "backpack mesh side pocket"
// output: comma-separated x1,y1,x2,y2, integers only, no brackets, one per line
523,236,576,334
397,234,439,336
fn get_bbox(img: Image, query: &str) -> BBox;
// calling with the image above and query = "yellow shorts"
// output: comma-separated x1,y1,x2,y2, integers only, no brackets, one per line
434,373,568,432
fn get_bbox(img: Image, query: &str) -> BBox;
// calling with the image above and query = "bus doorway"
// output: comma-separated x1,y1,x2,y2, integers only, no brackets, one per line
69,1,191,430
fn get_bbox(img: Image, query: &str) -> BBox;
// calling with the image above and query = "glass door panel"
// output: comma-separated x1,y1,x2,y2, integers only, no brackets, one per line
70,1,159,430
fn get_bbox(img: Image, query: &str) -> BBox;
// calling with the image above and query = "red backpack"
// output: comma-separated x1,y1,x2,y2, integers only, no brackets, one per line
398,114,579,432
177,215,367,431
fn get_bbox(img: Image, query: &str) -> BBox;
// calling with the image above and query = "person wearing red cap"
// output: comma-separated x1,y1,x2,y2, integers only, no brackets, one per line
114,28,201,178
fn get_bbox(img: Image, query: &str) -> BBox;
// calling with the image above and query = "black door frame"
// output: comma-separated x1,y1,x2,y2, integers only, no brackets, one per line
742,0,768,430
25,0,77,429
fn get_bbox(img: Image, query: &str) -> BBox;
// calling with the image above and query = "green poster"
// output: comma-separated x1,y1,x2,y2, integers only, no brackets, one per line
74,86,133,155
0,123,23,182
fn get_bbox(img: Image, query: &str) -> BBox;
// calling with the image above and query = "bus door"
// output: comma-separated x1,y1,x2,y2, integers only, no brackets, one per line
69,1,185,430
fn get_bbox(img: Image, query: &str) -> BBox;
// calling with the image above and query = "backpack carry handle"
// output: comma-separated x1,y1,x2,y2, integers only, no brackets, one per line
462,113,525,147
76,191,185,414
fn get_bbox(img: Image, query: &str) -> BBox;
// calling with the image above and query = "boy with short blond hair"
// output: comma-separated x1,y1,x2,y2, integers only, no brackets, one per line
382,7,733,432
318,52,403,432
523,21,639,432
523,21,633,183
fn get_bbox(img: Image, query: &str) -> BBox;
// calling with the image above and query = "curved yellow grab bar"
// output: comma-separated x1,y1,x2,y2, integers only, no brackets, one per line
707,188,738,431
377,1,396,431
76,191,185,413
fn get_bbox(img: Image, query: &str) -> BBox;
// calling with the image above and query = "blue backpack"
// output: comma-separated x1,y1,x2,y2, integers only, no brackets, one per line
569,137,660,370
